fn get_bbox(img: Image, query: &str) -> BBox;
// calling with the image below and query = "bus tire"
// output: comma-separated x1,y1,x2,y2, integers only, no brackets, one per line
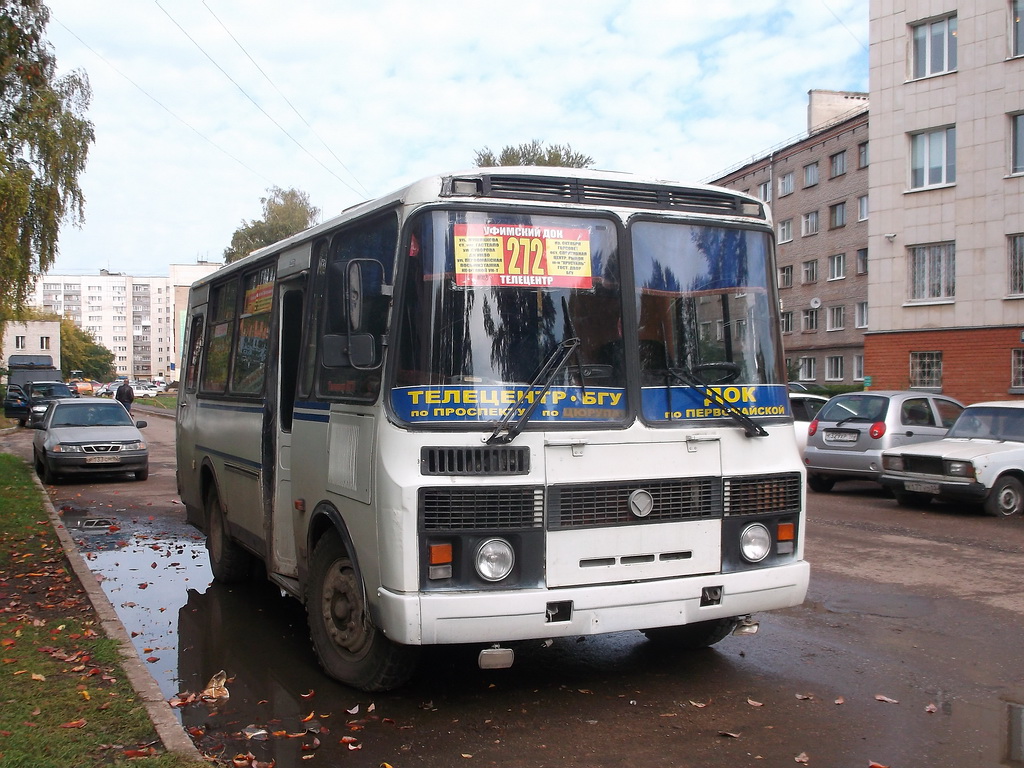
206,487,254,583
642,617,738,650
307,532,419,692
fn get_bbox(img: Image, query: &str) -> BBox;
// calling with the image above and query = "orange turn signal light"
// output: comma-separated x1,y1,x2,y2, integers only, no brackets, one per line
429,542,453,565
777,522,795,542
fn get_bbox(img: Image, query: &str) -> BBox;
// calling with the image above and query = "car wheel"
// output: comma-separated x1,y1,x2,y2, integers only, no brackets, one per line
18,418,26,427
307,531,420,691
983,475,1024,517
135,466,149,481
893,489,932,508
38,456,57,485
642,617,738,650
807,473,835,493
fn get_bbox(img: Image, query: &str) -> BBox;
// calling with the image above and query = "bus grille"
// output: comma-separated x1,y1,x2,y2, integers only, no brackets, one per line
420,487,543,530
444,174,761,218
547,478,721,529
421,446,530,476
723,472,802,516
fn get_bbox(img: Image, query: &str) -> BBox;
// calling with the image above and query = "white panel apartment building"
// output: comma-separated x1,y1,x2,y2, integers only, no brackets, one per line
866,0,1024,403
32,262,221,382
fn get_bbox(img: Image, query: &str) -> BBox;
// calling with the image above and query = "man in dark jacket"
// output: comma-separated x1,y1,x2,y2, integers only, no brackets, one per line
115,380,135,414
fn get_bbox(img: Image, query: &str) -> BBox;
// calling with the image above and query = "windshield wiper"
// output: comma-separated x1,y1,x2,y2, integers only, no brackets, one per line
486,337,581,445
665,367,768,438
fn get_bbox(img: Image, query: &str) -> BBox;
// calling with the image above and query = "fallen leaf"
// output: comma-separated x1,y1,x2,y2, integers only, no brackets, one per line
301,710,316,722
300,689,315,699
31,673,45,682
689,700,707,708
795,693,813,700
747,698,763,707
346,704,359,715
874,695,899,704
795,753,809,764
868,763,891,768
834,696,845,705
60,718,87,729
719,731,741,738
925,703,938,713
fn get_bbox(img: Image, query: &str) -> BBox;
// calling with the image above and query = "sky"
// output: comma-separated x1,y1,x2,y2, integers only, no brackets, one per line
42,0,869,277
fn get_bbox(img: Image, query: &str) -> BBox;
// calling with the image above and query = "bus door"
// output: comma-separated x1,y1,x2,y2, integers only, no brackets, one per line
177,311,207,527
268,280,304,578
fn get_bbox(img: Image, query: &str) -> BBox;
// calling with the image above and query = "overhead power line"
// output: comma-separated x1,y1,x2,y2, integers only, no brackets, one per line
154,0,365,198
201,1,370,197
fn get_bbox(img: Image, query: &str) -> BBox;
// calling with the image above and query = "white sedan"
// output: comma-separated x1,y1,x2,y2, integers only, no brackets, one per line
880,400,1024,517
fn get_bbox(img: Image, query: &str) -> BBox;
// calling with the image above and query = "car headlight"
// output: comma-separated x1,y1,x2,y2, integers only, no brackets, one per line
31,404,47,413
739,523,772,563
944,460,975,478
474,538,515,582
122,441,146,451
882,455,904,472
52,444,83,453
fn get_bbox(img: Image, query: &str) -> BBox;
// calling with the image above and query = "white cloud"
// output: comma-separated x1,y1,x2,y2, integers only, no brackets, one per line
43,0,868,275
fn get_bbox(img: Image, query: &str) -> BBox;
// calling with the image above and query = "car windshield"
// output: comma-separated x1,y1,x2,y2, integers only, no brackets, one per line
947,406,1024,441
818,394,889,423
33,383,72,398
51,403,134,428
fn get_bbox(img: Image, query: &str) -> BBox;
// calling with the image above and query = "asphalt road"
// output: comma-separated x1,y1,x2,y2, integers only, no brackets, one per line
3,411,1024,767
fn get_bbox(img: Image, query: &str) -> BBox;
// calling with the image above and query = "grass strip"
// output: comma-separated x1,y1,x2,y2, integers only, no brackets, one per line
0,453,200,767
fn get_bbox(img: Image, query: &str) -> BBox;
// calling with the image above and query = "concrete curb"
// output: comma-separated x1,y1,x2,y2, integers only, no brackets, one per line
37,473,202,760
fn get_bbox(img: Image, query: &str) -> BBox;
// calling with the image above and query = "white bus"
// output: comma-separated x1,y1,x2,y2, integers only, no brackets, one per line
176,167,809,691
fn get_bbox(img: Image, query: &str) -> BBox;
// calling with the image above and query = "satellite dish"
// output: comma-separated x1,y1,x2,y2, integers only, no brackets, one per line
809,297,822,309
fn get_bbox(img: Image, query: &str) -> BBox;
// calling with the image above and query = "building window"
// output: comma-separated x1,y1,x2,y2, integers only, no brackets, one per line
778,172,794,197
828,253,846,280
830,151,847,177
799,357,816,381
778,218,793,243
910,351,943,389
857,248,869,275
40,336,50,350
853,354,865,381
802,308,819,331
1015,0,1024,57
909,242,956,300
781,311,794,334
855,301,869,328
1010,234,1024,295
911,15,957,79
857,195,869,221
911,127,956,188
757,180,771,202
779,264,793,288
803,162,819,187
827,305,845,331
1013,114,1024,175
826,356,844,381
1013,349,1024,389
829,202,847,228
801,211,819,236
858,141,869,168
15,336,25,349
802,259,818,284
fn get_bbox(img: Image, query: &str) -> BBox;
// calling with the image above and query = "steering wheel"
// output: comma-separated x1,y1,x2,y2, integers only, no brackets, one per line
691,362,741,384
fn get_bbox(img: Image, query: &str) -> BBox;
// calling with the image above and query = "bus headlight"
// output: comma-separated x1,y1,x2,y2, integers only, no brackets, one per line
739,523,771,563
475,538,515,582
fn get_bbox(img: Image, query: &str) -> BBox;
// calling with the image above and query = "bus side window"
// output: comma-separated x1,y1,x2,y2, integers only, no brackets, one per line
183,315,205,393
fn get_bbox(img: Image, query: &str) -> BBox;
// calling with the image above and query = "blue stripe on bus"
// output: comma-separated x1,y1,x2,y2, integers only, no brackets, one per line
295,400,330,410
293,410,330,423
196,445,263,470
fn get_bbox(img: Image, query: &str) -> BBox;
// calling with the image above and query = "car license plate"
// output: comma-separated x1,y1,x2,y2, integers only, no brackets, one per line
825,430,858,442
85,455,121,464
905,481,940,494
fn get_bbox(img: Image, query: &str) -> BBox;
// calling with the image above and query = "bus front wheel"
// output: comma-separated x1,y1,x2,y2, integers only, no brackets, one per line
642,617,738,650
307,532,419,692
206,488,254,583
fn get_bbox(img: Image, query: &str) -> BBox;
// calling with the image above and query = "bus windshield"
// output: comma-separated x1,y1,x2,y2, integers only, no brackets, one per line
391,209,786,428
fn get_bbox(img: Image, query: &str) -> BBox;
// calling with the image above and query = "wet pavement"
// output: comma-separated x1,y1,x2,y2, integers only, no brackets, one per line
6,416,1024,766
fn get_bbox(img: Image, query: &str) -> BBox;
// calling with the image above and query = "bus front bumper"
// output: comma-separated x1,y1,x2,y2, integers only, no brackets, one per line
374,561,810,646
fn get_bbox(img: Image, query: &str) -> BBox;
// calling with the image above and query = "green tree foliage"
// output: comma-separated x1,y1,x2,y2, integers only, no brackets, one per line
0,1,94,316
473,140,594,169
59,315,114,381
223,186,321,263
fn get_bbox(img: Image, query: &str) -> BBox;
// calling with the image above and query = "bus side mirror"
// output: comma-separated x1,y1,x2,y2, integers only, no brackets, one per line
322,333,377,368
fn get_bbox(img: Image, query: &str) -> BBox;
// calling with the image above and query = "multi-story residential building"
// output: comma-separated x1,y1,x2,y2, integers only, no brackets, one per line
866,0,1024,403
31,262,221,382
713,90,870,388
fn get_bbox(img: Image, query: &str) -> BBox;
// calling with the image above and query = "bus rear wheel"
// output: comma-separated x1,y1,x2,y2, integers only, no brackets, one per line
206,488,254,582
307,532,419,692
642,617,738,650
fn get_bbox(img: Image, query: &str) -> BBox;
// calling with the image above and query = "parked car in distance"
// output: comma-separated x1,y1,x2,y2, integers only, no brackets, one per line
3,384,29,425
803,390,964,492
31,397,148,483
24,381,77,426
68,380,94,396
880,401,1024,516
94,382,115,397
133,382,159,397
790,393,828,453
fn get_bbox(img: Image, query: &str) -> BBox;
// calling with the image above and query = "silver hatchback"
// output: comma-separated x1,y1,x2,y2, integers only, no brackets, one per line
803,390,964,492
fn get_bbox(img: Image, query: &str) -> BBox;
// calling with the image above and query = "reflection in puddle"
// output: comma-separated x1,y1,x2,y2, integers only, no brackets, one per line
1009,702,1024,766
